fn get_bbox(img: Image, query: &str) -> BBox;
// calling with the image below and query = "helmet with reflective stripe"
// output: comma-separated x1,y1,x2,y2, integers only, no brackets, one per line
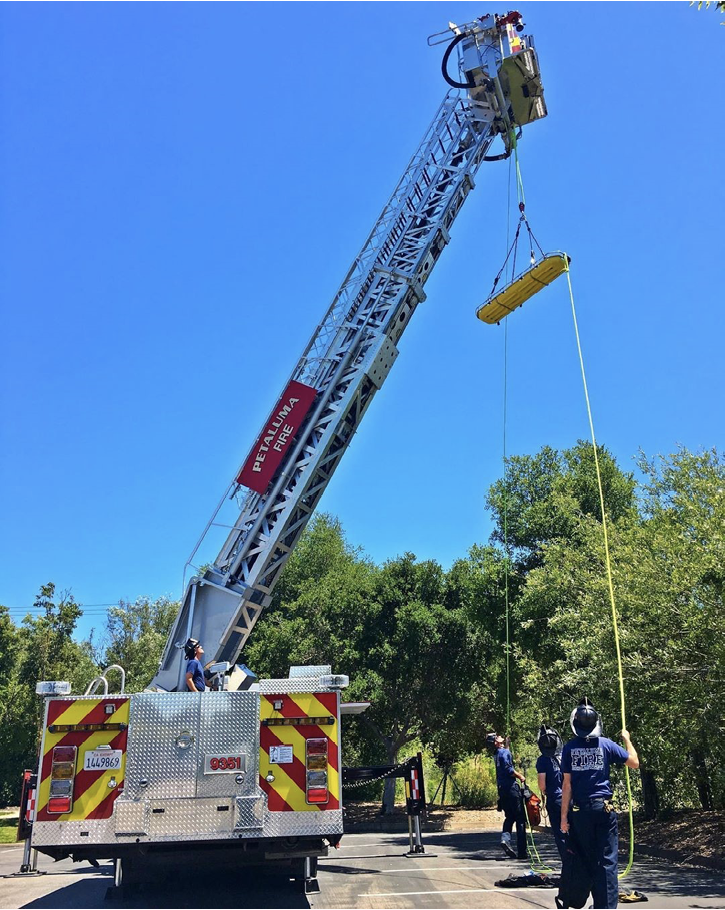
537,724,562,757
570,697,602,739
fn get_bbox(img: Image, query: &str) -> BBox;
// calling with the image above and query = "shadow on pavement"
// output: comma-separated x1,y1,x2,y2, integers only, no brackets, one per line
318,864,382,877
410,830,725,903
21,865,309,910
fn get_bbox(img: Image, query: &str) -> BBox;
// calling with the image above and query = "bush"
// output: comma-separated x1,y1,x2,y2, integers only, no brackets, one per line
449,755,498,808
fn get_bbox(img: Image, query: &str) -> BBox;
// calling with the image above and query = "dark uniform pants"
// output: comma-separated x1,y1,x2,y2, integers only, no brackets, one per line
568,802,619,909
501,783,527,859
546,797,566,863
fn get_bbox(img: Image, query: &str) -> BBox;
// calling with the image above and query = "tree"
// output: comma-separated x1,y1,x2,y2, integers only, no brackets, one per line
626,448,725,809
245,516,484,813
357,553,483,811
442,544,515,747
0,584,98,806
244,513,384,773
488,445,725,814
98,596,180,692
690,1,725,22
486,441,636,571
0,605,22,805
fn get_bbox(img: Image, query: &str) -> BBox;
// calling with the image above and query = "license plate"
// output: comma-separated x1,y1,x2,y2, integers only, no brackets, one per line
83,749,123,771
203,754,246,774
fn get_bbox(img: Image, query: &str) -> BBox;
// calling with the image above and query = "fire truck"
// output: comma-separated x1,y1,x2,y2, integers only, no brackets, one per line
29,12,547,892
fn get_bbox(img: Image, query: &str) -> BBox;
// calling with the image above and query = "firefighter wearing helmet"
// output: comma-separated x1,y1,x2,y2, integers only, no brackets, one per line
490,733,528,861
558,698,639,909
184,638,209,692
536,724,566,862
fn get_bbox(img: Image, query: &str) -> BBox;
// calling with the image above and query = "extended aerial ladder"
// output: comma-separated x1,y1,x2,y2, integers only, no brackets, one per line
152,12,547,692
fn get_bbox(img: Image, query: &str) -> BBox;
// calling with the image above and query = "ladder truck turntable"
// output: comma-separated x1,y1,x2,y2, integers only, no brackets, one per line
30,12,547,890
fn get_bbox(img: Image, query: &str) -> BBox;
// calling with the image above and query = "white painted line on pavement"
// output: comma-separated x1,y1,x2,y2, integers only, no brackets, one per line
363,886,547,904
359,865,521,874
337,842,397,848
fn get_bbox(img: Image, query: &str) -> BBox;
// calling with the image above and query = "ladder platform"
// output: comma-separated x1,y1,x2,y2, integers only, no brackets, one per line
476,251,569,324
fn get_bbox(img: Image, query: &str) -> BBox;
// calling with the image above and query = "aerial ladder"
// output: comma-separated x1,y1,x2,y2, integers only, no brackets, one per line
152,11,547,693
28,13,548,891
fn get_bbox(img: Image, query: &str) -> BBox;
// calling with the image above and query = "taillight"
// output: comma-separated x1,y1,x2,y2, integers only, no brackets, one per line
305,738,329,805
52,746,76,762
48,746,77,814
51,762,75,780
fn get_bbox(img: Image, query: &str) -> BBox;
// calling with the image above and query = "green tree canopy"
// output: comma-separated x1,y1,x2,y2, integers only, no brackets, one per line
97,595,180,693
486,441,636,569
0,584,98,805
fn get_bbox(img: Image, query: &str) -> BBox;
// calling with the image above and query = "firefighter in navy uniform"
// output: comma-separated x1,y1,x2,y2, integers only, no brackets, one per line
558,698,639,909
492,734,528,860
536,724,566,862
184,638,210,692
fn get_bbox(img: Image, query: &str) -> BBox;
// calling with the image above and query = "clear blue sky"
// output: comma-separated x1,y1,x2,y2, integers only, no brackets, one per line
1,3,723,642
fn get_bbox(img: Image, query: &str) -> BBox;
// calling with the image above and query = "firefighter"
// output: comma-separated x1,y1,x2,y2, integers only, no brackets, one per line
184,638,209,692
558,698,639,910
493,734,528,860
536,724,566,862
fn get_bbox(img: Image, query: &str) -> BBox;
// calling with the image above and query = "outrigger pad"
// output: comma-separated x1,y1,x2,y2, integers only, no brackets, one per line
476,252,569,325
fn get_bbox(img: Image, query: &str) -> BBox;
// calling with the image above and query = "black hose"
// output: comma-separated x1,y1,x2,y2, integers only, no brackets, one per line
441,33,474,89
483,128,522,162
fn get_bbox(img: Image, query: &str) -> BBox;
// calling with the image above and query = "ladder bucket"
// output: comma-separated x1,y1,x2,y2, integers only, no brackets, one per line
476,252,569,324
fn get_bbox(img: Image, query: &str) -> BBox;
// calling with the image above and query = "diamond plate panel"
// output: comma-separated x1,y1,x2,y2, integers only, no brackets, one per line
196,691,259,798
32,818,115,847
235,795,265,830
258,678,335,694
114,800,148,835
262,807,343,838
289,665,331,678
147,798,234,837
125,693,200,799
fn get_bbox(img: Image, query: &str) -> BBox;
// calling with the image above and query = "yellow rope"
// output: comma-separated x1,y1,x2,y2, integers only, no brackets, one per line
563,264,635,878
503,149,513,740
524,805,555,874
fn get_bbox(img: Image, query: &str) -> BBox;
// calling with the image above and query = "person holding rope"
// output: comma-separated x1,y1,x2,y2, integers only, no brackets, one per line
492,734,529,861
558,697,639,910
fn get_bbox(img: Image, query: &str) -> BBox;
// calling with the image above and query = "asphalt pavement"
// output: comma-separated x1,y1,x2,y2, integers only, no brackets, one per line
1,830,724,909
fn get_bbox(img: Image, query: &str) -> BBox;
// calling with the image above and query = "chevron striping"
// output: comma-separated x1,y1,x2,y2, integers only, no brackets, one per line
259,725,319,812
258,776,294,812
36,698,130,822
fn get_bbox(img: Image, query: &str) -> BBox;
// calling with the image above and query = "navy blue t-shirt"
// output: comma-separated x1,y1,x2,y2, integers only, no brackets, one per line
536,753,563,802
186,658,206,691
495,747,516,793
561,736,629,803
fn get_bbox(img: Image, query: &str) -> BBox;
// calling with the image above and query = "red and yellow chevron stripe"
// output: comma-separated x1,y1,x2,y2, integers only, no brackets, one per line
259,692,340,812
36,697,129,823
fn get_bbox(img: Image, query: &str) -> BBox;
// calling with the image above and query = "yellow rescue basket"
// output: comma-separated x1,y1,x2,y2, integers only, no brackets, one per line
476,252,569,325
